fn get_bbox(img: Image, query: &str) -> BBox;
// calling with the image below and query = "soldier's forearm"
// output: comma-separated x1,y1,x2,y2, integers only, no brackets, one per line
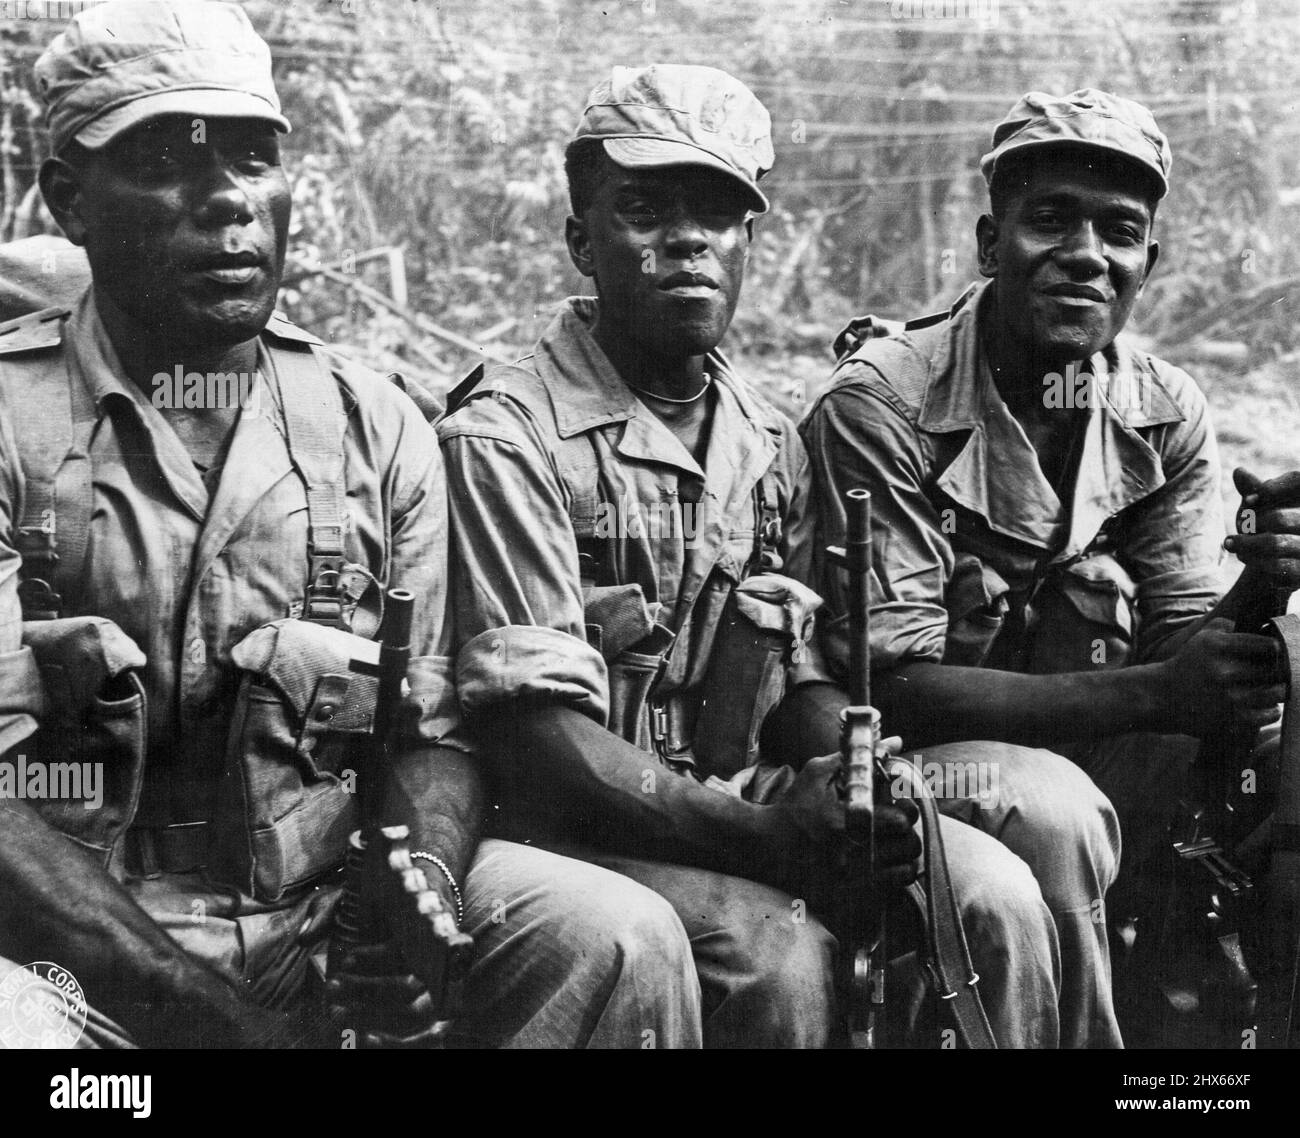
383,745,484,886
0,799,268,1047
1208,566,1289,632
1145,569,1285,663
874,660,1168,750
483,703,779,884
762,681,847,768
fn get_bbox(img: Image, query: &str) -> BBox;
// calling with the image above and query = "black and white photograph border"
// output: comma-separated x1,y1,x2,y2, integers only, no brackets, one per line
0,0,1297,1112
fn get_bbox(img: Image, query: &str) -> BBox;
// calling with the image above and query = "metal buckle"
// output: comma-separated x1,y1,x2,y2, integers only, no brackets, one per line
925,960,958,1000
651,705,669,745
304,595,345,626
304,563,345,627
309,523,345,555
17,577,61,620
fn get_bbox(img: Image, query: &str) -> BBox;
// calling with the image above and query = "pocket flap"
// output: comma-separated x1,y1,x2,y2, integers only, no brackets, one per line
1055,556,1136,634
945,554,1010,622
22,617,146,716
583,583,662,661
732,572,823,639
231,619,379,726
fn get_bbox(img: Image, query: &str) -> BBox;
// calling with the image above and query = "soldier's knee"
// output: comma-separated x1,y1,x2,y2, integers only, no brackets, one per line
558,875,693,981
958,838,1047,931
611,889,695,976
989,746,1122,895
732,909,836,1018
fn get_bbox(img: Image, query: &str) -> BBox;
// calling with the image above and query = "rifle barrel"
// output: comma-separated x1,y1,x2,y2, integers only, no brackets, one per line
846,489,872,709
377,587,416,712
364,587,415,828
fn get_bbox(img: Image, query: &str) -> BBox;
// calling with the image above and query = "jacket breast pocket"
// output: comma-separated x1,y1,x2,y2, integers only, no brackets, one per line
1029,554,1137,674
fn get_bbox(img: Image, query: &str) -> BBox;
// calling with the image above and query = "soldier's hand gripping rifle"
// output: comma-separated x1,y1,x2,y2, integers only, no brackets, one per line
328,588,473,1046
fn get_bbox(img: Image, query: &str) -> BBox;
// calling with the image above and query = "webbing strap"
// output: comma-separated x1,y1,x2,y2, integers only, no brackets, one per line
752,470,783,574
271,342,348,627
5,345,96,621
890,757,998,1049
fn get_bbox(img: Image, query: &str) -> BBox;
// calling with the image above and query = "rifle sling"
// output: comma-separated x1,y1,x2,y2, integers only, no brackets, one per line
890,757,998,1049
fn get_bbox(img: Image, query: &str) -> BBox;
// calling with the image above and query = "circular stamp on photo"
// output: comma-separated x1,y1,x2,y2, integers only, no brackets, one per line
0,960,88,1049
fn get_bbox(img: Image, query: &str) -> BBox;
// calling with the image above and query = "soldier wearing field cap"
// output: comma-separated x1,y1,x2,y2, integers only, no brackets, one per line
799,88,1300,1040
438,63,1089,1048
0,1,703,1049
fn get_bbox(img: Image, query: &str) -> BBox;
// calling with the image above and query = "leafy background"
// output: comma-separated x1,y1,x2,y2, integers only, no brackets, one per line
2,0,1298,509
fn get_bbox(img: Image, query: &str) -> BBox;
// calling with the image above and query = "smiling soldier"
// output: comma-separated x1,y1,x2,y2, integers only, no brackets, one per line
437,64,1095,1048
0,1,701,1049
799,89,1300,1039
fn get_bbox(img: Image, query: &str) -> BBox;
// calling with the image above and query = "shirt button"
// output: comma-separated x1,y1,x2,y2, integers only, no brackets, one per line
315,704,336,723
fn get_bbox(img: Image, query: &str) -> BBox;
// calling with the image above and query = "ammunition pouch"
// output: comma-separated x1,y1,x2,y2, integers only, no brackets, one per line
18,617,147,871
586,573,822,781
607,637,675,752
213,618,380,902
694,573,823,781
583,582,677,755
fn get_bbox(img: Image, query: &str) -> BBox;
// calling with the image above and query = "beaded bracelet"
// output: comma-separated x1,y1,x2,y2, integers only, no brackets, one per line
408,851,465,926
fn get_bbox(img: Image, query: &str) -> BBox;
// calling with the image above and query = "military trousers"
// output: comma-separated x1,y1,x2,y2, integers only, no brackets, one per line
924,741,1124,1048
0,838,702,1049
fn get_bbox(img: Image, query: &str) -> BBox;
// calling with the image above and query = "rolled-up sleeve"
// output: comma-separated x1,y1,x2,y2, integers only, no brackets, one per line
379,384,471,751
775,426,837,689
438,392,607,724
1121,365,1226,662
801,372,952,679
0,408,47,753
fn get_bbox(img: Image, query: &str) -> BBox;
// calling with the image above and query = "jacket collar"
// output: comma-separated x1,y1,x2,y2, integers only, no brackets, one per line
918,280,1188,556
529,297,778,481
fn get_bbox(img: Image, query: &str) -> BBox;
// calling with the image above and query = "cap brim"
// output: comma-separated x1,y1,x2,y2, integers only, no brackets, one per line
75,89,291,150
982,139,1167,199
602,137,768,213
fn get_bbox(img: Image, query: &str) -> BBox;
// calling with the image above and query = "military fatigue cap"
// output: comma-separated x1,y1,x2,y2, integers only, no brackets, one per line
573,64,774,213
980,89,1171,199
35,0,290,154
